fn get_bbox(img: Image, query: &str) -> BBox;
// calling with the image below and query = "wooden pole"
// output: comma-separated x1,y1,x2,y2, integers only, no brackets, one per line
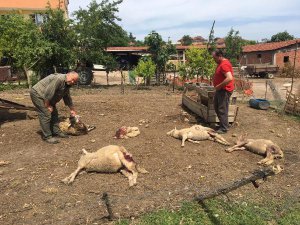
173,70,176,92
195,167,277,202
291,41,298,93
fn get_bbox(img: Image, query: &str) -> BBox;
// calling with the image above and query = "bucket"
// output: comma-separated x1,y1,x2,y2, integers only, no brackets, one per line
249,98,270,110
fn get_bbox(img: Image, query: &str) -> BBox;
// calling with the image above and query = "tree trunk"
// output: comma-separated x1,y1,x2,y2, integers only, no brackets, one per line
23,66,31,89
120,69,125,94
106,71,109,85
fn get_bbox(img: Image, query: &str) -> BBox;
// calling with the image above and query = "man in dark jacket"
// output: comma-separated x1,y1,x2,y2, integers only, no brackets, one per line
30,71,79,144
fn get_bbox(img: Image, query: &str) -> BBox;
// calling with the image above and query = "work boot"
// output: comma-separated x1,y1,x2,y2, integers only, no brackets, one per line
54,132,69,138
45,137,60,144
216,129,227,134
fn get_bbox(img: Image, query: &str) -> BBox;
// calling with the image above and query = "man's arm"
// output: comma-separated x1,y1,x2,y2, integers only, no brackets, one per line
215,72,233,90
44,78,61,112
63,89,76,116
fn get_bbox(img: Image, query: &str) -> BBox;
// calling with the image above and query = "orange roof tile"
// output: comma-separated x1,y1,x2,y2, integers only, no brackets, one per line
243,39,300,53
106,46,148,52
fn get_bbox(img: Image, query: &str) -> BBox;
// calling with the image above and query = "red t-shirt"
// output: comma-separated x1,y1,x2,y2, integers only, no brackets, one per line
213,59,234,92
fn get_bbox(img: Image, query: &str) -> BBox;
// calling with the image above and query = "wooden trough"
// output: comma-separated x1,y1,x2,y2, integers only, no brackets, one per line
182,82,238,123
0,98,36,111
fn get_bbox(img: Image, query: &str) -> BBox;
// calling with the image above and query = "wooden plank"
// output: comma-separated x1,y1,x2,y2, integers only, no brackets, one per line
183,94,238,123
207,116,236,123
0,98,36,111
208,105,237,117
182,95,208,121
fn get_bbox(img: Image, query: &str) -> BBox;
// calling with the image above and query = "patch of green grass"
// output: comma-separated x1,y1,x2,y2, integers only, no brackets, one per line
115,199,300,225
0,83,28,91
285,114,300,122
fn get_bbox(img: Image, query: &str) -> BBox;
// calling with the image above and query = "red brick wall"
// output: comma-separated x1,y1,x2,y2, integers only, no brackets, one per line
276,49,300,69
241,52,274,65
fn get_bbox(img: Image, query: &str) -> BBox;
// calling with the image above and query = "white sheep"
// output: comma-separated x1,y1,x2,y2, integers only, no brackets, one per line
167,125,230,147
62,145,148,186
226,135,284,165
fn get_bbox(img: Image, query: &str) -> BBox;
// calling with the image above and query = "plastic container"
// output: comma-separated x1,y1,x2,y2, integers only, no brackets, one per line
249,98,270,110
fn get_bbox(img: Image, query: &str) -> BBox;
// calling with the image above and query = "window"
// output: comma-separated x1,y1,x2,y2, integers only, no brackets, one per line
284,56,289,63
30,13,47,25
257,54,262,58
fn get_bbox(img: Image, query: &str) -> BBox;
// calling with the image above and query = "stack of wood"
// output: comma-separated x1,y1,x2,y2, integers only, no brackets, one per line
284,91,300,116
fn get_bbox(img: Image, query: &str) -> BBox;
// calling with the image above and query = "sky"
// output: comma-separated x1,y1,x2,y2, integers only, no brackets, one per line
68,0,300,43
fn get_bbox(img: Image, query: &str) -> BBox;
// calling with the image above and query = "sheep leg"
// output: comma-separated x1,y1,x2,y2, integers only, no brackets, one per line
208,132,230,146
258,148,275,165
187,139,201,144
62,166,83,184
225,146,246,153
117,148,138,186
181,134,188,147
87,125,96,132
120,169,135,187
226,142,247,152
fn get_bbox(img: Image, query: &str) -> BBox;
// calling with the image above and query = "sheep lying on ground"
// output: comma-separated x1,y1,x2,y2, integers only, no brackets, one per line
59,115,95,136
226,135,284,165
62,145,148,186
114,126,140,139
167,125,230,147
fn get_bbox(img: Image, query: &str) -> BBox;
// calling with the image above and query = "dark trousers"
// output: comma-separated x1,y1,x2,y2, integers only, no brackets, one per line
30,89,60,139
214,89,232,131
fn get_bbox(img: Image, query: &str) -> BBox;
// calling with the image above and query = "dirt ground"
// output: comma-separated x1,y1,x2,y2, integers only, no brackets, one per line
0,80,300,225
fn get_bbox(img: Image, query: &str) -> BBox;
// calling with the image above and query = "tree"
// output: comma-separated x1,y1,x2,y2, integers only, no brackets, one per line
0,14,52,87
128,32,145,46
134,57,156,85
40,8,77,76
73,0,129,65
177,63,191,82
224,28,244,66
270,31,294,42
185,47,216,80
181,35,193,46
144,31,176,84
102,54,118,85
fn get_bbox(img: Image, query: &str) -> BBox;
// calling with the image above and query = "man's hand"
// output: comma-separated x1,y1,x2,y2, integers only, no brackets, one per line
215,84,222,91
70,110,76,117
47,106,53,113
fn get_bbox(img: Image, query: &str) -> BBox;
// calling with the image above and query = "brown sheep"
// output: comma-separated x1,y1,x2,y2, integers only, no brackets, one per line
226,135,284,165
62,145,148,186
59,115,95,136
167,125,230,147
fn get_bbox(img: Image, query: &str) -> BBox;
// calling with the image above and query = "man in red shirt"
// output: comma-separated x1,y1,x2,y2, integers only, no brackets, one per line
212,50,234,134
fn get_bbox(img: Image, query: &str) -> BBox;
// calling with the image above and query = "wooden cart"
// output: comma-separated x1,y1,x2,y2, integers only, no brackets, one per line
245,64,279,79
182,83,238,123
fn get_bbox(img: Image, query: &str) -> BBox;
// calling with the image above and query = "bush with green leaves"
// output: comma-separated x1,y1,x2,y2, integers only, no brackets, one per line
185,47,216,79
134,57,156,85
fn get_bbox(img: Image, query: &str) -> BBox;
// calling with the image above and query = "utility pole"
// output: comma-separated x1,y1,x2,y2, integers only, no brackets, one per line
207,20,215,51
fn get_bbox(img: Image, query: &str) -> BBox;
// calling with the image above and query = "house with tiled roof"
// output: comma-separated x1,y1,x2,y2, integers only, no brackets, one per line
241,39,300,69
0,0,69,24
106,44,215,67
